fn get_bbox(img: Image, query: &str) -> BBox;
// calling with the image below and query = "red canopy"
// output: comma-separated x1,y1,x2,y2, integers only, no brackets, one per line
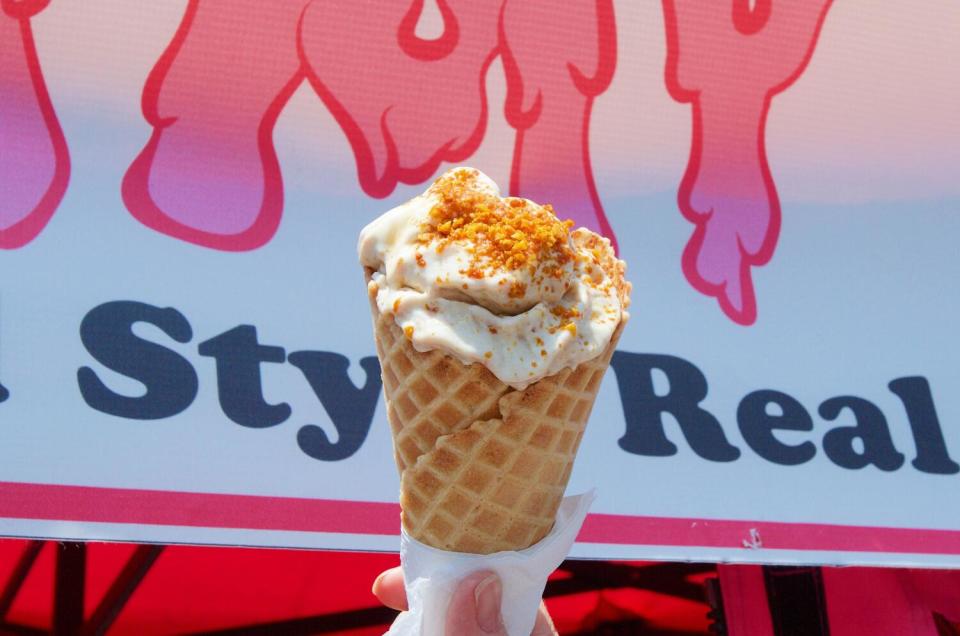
0,539,713,634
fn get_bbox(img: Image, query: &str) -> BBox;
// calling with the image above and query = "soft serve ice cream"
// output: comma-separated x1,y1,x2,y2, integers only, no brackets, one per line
358,167,629,389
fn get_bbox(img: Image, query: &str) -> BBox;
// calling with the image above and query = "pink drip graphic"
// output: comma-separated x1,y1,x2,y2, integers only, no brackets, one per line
0,1,837,328
662,0,832,325
0,0,69,249
121,0,618,252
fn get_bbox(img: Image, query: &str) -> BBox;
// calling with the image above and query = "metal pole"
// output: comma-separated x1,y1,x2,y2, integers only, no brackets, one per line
53,542,86,636
81,545,164,636
0,541,44,620
763,565,830,636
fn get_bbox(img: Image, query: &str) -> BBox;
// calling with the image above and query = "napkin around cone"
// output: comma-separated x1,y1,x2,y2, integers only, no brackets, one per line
386,491,595,636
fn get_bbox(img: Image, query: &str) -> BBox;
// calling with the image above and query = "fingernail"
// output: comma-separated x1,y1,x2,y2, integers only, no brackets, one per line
371,571,386,593
474,574,503,633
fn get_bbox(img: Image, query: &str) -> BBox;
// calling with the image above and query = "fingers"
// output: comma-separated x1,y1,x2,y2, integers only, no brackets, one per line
532,601,559,636
374,567,557,636
372,566,409,611
444,570,508,635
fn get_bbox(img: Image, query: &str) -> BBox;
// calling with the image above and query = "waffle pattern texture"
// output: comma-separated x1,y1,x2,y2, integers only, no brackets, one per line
370,278,624,554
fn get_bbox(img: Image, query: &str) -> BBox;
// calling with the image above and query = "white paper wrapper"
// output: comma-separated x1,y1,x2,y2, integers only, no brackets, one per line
385,491,595,636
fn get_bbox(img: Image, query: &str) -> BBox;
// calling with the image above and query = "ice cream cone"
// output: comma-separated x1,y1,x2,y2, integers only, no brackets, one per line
368,271,625,554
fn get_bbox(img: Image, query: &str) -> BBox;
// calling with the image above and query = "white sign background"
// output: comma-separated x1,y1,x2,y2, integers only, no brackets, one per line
1,1,958,567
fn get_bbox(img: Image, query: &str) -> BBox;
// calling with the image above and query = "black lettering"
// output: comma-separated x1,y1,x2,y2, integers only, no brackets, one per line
889,376,959,474
198,326,290,428
820,396,905,471
78,301,197,419
610,352,740,461
288,352,382,461
737,390,815,465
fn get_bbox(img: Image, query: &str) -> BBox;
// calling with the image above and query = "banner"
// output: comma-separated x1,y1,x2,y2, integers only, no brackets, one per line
1,0,958,567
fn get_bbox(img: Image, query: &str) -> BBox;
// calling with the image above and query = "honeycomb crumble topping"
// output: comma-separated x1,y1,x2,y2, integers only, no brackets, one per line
359,166,631,389
418,169,575,285
410,168,628,338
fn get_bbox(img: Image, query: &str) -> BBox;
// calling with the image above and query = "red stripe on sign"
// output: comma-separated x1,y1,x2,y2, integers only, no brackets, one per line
0,481,400,535
578,513,960,555
2,481,960,555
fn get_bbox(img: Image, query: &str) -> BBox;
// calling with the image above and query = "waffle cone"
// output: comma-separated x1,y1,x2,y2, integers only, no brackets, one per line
367,272,624,554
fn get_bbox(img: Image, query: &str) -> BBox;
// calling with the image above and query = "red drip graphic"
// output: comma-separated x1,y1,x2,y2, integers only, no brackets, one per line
662,0,832,325
397,0,459,61
121,0,617,252
3,0,838,330
502,0,618,251
0,0,69,249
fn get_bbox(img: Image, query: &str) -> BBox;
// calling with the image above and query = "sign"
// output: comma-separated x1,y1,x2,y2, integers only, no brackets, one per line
1,0,958,567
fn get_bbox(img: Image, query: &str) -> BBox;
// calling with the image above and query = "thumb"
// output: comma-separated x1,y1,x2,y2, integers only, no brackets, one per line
445,571,508,635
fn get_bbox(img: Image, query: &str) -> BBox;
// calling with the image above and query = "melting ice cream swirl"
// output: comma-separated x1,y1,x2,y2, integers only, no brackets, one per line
358,168,630,389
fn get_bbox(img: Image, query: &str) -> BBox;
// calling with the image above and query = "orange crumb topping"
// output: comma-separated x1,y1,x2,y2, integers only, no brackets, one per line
415,252,426,268
572,228,631,309
419,169,575,280
551,305,581,320
488,326,498,334
392,299,401,314
484,351,493,359
403,326,414,340
543,304,584,335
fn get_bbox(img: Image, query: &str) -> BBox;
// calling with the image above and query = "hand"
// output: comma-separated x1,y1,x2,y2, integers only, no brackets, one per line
373,567,558,635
